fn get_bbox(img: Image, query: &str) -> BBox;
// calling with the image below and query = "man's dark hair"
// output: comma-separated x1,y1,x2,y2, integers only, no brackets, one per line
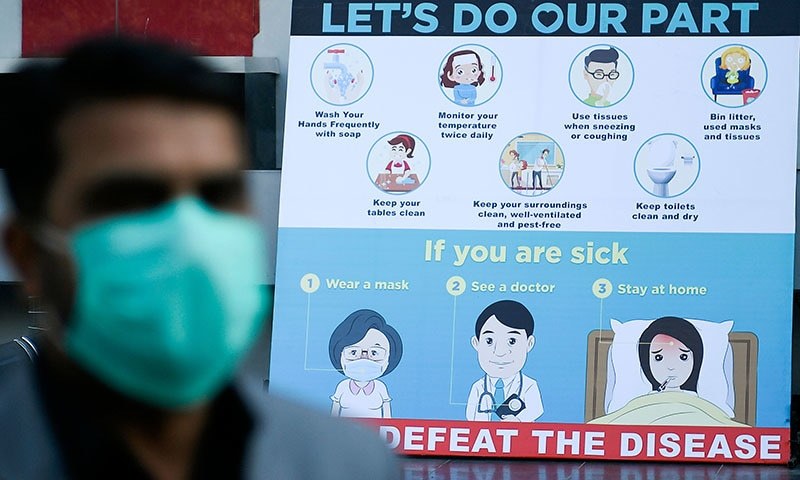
474,300,534,338
0,36,244,221
584,47,619,68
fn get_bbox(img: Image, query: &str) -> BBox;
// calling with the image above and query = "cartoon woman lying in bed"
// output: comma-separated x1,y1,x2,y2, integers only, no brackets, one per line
590,316,748,427
640,316,702,394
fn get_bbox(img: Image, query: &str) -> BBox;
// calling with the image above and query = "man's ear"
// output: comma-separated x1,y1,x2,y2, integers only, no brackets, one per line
471,336,479,351
3,219,43,297
527,335,535,352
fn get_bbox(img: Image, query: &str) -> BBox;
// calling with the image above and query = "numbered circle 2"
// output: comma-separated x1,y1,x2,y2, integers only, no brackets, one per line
310,43,373,106
634,134,700,199
446,276,466,296
367,132,431,194
439,44,502,107
499,133,565,197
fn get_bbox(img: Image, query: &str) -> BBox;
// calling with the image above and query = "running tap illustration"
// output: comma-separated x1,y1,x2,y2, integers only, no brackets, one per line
325,49,355,99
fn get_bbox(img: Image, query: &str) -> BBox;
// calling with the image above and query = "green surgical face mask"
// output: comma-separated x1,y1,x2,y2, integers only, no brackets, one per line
46,197,269,408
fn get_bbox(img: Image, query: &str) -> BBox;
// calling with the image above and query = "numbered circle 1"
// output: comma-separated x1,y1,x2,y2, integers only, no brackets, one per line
569,44,634,108
701,44,767,108
310,43,373,106
634,134,700,199
300,273,321,293
446,276,467,296
592,278,612,299
438,44,502,107
367,131,431,195
499,133,565,197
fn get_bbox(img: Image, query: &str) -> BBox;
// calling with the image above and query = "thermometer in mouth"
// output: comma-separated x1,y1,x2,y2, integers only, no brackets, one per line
658,376,677,392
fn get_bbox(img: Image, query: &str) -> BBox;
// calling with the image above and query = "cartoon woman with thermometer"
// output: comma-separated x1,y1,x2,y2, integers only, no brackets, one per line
440,49,486,106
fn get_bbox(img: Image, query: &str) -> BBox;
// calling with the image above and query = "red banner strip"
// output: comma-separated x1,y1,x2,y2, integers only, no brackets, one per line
359,419,790,464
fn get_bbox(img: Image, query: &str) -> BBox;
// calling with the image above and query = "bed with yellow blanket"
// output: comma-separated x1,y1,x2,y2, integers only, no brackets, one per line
588,391,749,426
585,329,758,426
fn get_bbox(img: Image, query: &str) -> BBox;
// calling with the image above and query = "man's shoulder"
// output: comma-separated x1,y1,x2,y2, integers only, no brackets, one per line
253,390,385,446
0,359,65,479
237,381,399,479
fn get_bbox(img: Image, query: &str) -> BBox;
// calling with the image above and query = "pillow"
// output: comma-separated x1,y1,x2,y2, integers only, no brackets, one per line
604,318,735,417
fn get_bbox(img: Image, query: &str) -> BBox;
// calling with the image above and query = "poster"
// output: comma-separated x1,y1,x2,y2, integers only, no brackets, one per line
271,1,799,463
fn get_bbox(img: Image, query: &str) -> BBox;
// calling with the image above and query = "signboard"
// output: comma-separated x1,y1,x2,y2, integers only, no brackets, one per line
271,0,799,463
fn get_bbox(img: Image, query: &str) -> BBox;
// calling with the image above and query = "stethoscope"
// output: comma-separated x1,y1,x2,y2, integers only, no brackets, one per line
477,371,526,417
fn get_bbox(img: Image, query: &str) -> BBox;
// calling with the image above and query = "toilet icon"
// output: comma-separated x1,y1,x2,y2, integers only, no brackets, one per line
645,138,678,197
635,134,700,199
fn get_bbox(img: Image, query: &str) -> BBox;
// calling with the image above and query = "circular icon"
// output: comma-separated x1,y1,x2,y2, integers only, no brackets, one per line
367,131,431,195
310,43,373,106
701,44,767,108
499,133,565,197
438,44,502,107
592,278,612,299
300,273,321,293
634,133,700,199
569,44,634,108
446,276,467,296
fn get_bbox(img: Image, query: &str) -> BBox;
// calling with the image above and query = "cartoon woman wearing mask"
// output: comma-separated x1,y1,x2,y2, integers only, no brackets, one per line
440,49,486,106
329,309,403,418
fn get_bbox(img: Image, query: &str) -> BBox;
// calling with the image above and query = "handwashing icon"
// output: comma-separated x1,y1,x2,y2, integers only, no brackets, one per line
311,44,373,106
324,49,356,100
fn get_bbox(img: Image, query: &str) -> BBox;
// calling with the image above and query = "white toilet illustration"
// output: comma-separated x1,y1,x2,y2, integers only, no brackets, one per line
645,138,678,197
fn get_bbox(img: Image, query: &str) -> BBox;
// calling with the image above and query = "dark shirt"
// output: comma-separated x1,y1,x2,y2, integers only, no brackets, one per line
35,348,253,479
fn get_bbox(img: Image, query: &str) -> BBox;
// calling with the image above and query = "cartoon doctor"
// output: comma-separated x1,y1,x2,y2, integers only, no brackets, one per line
466,300,544,422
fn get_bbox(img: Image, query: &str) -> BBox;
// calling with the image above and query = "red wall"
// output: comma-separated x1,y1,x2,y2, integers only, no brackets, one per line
22,0,258,56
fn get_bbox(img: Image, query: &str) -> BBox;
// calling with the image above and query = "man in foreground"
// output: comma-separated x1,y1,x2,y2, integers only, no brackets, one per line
0,37,398,479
